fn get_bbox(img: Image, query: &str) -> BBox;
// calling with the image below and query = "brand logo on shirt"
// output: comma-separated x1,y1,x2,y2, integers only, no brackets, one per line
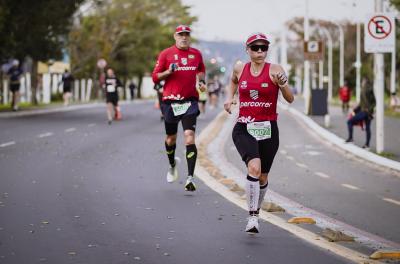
240,81,247,89
250,90,258,100
189,55,195,59
181,58,188,65
261,83,268,88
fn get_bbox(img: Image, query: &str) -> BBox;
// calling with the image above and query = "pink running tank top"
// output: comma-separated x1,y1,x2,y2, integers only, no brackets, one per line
237,62,279,123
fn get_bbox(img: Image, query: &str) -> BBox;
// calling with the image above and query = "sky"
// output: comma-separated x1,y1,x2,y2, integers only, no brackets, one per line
181,0,382,42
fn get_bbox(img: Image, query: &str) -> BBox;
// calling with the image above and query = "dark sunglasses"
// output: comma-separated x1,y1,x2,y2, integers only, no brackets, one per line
249,45,269,52
177,32,190,37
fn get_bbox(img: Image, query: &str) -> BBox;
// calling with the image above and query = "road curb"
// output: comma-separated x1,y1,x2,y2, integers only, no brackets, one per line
0,100,151,118
280,103,400,173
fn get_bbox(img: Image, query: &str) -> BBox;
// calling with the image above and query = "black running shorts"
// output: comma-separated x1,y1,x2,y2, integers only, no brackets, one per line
106,93,119,106
161,100,200,135
232,121,279,173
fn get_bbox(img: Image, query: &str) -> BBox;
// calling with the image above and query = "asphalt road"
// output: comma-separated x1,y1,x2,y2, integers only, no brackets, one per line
0,101,353,264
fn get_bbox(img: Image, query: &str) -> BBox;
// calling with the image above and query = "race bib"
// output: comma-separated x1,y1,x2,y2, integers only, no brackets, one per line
106,85,116,93
246,121,272,141
171,102,191,116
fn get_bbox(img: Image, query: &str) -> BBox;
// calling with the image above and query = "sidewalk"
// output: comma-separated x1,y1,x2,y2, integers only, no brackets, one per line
289,97,400,162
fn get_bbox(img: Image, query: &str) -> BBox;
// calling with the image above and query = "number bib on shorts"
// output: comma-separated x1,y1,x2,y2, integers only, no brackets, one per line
171,102,191,116
246,121,272,141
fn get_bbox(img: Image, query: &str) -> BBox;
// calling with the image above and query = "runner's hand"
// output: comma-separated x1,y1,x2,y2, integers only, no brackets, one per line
224,98,237,114
275,72,288,87
198,80,207,92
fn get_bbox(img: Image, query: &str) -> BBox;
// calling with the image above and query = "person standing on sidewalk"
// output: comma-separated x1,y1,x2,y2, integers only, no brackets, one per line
345,77,376,149
60,69,74,106
152,25,206,192
224,33,294,233
103,67,123,125
7,60,23,111
129,81,136,100
339,81,351,113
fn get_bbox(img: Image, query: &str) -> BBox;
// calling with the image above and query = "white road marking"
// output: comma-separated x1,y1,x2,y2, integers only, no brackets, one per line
341,184,360,190
0,141,16,148
88,123,96,127
303,151,322,156
65,128,76,133
382,197,400,206
286,155,295,161
280,150,287,155
296,162,308,169
38,132,53,138
315,172,330,179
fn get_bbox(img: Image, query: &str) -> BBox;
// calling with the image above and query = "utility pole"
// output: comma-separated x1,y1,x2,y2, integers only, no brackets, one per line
374,0,385,153
303,0,311,114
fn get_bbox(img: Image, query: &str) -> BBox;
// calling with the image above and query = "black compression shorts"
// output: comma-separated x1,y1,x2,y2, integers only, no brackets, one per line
232,121,279,173
161,100,200,135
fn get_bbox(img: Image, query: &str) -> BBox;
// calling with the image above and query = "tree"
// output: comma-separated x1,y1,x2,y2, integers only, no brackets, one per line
69,0,196,98
0,0,84,104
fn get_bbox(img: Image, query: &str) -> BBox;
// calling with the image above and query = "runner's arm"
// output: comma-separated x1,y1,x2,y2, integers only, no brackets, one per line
152,51,174,83
224,62,242,114
271,64,294,103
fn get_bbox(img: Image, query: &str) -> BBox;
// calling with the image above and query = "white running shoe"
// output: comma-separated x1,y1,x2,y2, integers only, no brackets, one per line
167,157,180,183
245,215,259,234
184,175,196,192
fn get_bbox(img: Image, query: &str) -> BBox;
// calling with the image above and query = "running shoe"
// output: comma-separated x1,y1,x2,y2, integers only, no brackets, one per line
167,157,180,183
245,215,259,233
184,175,196,192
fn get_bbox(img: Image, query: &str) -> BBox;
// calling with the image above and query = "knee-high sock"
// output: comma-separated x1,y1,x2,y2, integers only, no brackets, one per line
258,182,269,210
165,142,176,167
186,144,197,176
246,175,260,215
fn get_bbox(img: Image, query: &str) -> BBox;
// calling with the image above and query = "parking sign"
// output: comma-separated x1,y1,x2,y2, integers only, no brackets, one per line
364,13,396,53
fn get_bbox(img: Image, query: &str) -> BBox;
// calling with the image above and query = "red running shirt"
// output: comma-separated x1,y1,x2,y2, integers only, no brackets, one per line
237,62,279,123
152,45,205,101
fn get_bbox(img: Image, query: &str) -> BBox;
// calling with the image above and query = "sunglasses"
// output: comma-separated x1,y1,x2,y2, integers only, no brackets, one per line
249,45,269,52
177,32,190,37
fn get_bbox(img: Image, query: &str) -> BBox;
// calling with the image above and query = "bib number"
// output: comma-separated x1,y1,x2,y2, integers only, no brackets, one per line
106,85,116,93
171,102,191,116
246,121,271,141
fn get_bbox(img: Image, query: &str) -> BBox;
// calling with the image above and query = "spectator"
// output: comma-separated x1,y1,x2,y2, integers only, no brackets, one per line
7,60,23,111
129,81,136,100
345,77,376,149
339,81,351,114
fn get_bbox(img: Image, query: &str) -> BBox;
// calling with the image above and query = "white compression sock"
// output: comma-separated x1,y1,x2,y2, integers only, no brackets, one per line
246,175,260,213
258,182,268,210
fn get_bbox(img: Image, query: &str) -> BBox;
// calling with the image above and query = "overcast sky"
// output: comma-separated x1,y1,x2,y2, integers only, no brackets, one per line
181,0,384,42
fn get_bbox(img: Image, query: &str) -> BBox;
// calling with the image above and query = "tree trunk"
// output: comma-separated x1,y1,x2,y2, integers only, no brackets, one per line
137,74,143,99
31,60,38,105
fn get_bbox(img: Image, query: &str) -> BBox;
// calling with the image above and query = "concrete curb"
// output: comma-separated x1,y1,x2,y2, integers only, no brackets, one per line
280,103,400,173
0,99,152,118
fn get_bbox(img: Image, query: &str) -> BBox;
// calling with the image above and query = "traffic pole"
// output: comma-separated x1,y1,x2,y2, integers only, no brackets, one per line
303,0,311,114
374,0,385,153
356,22,361,103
